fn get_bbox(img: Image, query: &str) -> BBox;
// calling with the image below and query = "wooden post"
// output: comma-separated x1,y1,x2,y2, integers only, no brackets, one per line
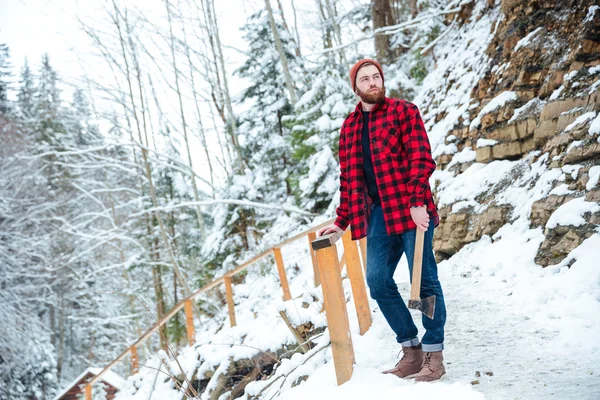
312,233,355,385
184,299,195,346
273,248,292,301
224,275,237,327
342,230,372,335
359,237,367,273
307,232,320,287
85,384,92,400
131,345,139,374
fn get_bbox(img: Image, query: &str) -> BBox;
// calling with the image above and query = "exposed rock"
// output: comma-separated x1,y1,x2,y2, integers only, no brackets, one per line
530,194,575,228
476,146,493,163
434,205,512,260
535,224,597,267
564,143,600,164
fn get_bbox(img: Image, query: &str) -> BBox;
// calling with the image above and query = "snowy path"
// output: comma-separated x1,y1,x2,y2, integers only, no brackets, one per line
274,229,600,400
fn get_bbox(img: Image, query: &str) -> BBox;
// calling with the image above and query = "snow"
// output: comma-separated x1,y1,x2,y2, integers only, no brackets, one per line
470,91,518,130
564,69,579,81
476,138,497,148
514,27,543,52
435,161,516,210
589,113,600,135
447,147,476,168
587,166,600,190
546,197,600,229
549,85,564,100
507,97,545,123
584,5,599,23
562,111,597,133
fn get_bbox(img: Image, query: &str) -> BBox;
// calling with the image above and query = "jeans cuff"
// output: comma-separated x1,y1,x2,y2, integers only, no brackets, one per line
422,343,444,352
400,337,420,347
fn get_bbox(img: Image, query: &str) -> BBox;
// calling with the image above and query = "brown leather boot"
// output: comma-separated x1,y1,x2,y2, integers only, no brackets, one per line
382,344,423,378
415,351,446,382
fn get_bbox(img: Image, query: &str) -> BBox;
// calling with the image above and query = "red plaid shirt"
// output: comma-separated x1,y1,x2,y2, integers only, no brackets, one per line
334,98,439,240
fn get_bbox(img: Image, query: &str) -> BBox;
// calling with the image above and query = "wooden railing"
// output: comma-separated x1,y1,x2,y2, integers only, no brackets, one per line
85,218,371,398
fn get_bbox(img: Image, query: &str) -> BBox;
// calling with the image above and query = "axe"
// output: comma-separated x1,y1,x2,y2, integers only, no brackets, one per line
407,228,436,319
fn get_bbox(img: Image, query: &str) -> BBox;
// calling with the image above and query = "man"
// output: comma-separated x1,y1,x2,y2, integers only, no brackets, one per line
318,59,446,382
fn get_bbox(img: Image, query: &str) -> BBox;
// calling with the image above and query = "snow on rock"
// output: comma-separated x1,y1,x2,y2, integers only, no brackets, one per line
562,111,597,133
587,166,600,190
589,113,600,135
514,27,543,52
508,97,545,123
476,138,498,148
447,147,476,168
470,91,518,130
436,160,516,209
545,197,600,229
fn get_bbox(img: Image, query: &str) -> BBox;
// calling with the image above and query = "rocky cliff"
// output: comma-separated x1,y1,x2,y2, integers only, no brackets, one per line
431,0,600,266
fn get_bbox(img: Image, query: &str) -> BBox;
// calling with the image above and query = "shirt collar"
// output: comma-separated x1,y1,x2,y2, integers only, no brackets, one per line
353,97,389,115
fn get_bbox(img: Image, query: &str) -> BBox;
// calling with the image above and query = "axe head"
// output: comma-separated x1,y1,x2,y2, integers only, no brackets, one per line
408,295,436,319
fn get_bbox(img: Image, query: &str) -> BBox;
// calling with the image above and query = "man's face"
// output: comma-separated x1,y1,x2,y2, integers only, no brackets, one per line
355,64,385,105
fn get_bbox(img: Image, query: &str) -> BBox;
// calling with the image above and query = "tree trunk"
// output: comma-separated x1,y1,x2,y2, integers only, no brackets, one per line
264,0,298,106
111,0,193,298
180,0,216,197
409,0,418,18
205,0,244,172
372,0,393,63
56,295,65,381
324,0,348,66
165,0,207,236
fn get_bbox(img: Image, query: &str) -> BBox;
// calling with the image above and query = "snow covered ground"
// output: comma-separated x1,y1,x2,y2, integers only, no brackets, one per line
114,208,600,400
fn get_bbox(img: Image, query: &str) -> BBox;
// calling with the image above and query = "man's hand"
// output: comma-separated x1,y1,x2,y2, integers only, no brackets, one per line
410,206,430,232
317,224,343,237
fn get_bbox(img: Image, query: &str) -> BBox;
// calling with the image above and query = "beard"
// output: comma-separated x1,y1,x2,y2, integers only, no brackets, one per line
356,85,386,105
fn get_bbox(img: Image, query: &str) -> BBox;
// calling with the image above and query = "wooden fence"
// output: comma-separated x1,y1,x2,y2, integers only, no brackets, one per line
85,218,371,398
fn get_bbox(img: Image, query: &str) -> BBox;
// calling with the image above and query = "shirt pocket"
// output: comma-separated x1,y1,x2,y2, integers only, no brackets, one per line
380,127,400,155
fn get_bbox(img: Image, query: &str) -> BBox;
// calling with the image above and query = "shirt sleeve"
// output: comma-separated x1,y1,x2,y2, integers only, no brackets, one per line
334,121,350,231
400,102,436,208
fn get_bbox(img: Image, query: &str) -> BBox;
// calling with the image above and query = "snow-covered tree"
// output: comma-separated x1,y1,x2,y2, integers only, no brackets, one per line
287,66,355,212
0,43,11,115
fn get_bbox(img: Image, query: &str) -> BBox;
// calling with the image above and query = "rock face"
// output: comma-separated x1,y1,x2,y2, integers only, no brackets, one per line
432,0,600,266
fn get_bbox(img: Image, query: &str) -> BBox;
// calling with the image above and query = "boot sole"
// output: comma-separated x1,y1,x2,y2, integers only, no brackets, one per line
415,372,446,382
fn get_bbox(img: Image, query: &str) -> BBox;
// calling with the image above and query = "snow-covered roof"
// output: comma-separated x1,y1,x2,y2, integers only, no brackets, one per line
52,368,126,400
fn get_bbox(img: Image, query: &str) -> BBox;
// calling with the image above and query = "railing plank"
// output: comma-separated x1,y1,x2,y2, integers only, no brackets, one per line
359,237,367,273
307,232,320,287
131,345,139,374
273,248,292,301
224,275,237,327
312,235,355,385
184,300,195,346
342,230,372,335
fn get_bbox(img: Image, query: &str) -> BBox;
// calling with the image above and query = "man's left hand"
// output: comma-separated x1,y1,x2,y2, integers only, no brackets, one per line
410,206,430,232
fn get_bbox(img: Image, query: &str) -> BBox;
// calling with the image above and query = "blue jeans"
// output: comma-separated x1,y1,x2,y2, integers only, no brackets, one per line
366,204,446,351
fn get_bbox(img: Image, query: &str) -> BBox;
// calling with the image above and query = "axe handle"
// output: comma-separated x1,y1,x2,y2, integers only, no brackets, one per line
409,228,425,302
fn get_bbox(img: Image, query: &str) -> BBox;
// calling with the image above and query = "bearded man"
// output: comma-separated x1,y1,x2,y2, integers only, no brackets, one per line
318,59,447,382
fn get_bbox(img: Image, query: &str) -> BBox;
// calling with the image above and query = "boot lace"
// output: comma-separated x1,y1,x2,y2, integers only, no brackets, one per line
422,352,433,370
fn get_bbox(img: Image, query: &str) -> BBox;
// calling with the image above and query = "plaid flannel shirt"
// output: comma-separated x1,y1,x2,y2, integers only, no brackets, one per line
334,98,439,240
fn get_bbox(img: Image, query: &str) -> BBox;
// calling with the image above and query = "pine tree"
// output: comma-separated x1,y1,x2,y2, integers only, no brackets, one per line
0,43,11,115
34,53,68,148
17,59,35,121
68,88,101,146
287,66,355,212
234,8,304,202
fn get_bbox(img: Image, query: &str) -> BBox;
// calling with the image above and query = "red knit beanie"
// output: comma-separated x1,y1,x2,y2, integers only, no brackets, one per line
349,59,384,92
